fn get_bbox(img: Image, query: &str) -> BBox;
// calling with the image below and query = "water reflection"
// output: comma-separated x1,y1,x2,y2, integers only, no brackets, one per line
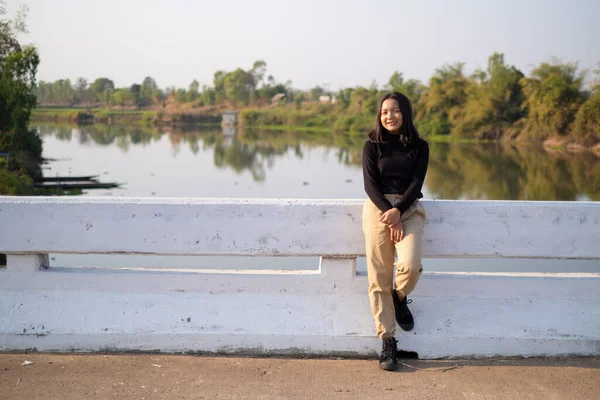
36,123,600,201
427,143,600,200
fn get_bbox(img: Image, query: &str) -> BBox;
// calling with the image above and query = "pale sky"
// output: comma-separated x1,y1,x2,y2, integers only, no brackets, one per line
12,0,600,90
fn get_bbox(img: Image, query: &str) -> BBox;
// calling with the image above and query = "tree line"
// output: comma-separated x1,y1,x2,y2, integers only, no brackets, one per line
36,60,291,111
36,54,599,143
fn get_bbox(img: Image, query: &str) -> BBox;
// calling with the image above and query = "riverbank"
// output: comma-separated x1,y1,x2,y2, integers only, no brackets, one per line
238,107,600,151
31,107,221,126
31,106,600,152
542,137,600,154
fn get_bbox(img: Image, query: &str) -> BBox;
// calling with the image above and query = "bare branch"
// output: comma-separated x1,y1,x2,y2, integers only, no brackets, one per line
14,4,29,33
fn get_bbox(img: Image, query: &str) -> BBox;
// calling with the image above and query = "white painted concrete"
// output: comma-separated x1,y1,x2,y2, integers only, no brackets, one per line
0,197,599,358
1,270,598,358
5,254,48,275
1,197,599,258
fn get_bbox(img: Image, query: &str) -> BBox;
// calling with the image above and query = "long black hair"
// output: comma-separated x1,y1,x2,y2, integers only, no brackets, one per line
368,92,420,145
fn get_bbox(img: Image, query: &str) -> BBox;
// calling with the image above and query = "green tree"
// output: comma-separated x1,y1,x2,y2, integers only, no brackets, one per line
53,78,74,105
386,71,424,106
188,79,200,101
74,77,93,106
0,1,24,65
129,83,142,108
249,60,267,103
294,92,305,109
173,88,189,104
140,76,158,107
102,87,114,108
310,86,324,101
337,88,354,109
571,64,600,142
418,63,468,136
213,71,227,103
0,1,41,193
201,85,216,106
0,46,39,156
256,75,289,105
520,59,585,138
90,77,114,104
35,80,52,104
250,60,266,87
224,68,253,106
453,53,525,139
112,88,134,113
153,88,165,107
349,86,379,114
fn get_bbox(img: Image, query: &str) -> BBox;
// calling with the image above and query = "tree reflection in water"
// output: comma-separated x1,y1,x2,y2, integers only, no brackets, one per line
36,123,600,201
427,142,600,201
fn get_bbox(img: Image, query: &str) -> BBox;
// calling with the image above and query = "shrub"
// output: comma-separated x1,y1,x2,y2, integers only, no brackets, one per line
142,111,157,123
0,167,34,195
94,109,111,123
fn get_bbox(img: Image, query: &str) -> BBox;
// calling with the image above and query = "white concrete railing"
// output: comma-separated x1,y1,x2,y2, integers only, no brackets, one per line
0,197,599,358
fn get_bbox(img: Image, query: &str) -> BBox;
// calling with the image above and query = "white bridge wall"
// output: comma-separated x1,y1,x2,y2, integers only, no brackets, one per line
0,197,599,358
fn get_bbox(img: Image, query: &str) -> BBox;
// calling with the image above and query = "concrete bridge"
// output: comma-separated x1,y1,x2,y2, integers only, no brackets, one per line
0,197,599,359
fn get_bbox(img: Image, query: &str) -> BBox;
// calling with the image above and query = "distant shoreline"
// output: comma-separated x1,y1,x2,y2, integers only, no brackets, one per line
31,107,600,153
31,107,221,126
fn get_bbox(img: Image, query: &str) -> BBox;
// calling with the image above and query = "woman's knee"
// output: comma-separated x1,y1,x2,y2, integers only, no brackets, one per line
368,278,393,294
396,261,423,276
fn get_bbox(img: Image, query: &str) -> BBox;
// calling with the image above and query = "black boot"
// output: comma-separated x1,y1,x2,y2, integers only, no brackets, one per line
393,292,414,331
379,337,398,371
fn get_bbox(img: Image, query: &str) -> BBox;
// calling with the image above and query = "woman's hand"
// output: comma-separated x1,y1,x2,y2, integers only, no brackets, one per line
379,208,401,227
390,222,404,243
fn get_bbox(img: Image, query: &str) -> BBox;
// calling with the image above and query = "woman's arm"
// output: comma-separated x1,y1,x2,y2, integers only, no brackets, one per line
393,140,429,213
363,140,394,212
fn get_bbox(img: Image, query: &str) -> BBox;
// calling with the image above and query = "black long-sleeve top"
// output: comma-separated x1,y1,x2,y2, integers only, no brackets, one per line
362,136,429,214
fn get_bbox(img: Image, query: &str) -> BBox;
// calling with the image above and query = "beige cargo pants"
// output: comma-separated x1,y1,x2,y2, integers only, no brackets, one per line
362,194,426,339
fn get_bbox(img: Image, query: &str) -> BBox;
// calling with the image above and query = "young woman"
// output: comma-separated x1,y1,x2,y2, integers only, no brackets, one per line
362,92,429,371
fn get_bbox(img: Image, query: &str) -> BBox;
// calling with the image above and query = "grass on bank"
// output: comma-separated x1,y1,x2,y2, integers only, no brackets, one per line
239,108,373,136
423,134,497,144
34,107,143,114
240,124,332,134
32,108,144,124
32,107,222,126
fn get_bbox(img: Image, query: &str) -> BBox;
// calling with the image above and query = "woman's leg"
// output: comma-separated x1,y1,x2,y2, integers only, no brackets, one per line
394,203,425,300
392,204,425,331
363,199,396,339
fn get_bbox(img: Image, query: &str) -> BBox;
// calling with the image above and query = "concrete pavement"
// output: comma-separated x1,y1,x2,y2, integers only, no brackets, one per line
0,353,598,399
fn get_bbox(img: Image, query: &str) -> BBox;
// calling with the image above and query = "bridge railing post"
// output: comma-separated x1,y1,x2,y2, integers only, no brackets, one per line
6,253,49,277
319,256,356,280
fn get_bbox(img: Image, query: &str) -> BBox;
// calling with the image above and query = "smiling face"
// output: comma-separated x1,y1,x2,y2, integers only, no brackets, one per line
380,98,403,133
